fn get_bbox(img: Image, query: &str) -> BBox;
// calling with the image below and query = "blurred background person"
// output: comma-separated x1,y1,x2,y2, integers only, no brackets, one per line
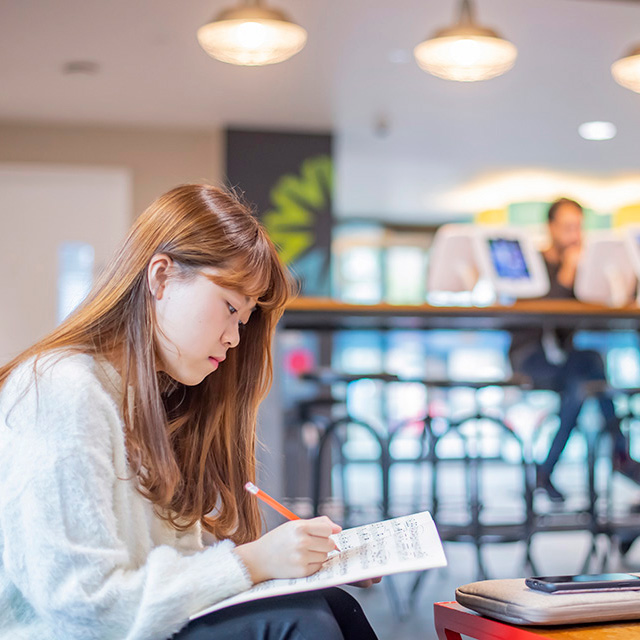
509,198,640,502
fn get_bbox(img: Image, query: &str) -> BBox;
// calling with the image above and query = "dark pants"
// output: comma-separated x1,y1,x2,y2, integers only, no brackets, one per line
516,348,624,476
172,587,378,640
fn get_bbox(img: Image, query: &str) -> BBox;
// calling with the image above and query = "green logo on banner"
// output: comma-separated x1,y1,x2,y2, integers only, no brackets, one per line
262,155,333,266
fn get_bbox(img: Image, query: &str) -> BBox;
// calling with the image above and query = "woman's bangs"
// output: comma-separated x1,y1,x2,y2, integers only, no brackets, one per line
260,262,294,311
221,263,291,315
212,259,268,305
205,223,295,314
236,263,271,300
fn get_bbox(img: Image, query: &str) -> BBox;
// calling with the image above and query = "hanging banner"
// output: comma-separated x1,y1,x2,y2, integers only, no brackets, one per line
225,129,333,297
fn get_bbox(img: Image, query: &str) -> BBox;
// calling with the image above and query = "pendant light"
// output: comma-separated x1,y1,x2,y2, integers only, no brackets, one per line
197,0,307,66
413,0,517,82
611,44,640,94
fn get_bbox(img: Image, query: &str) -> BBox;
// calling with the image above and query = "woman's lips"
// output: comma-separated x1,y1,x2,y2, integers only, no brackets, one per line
209,356,225,369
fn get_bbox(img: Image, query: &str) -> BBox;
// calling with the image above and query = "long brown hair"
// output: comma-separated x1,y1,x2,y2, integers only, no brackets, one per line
0,184,294,543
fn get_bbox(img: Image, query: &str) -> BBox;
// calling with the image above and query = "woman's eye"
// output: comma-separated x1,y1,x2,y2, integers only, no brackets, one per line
227,301,249,328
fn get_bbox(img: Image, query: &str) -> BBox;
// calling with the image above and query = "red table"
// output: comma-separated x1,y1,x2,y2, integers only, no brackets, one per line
434,601,640,639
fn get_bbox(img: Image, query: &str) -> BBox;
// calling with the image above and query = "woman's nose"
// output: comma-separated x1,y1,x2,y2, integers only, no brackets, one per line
223,321,240,348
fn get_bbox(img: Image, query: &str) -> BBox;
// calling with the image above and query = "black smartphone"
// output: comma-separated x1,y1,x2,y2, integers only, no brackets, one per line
525,573,640,593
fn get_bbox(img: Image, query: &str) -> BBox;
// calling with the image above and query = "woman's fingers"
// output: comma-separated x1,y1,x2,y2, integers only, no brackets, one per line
304,534,339,553
235,516,343,583
304,515,342,537
292,548,331,565
349,576,383,588
292,517,341,552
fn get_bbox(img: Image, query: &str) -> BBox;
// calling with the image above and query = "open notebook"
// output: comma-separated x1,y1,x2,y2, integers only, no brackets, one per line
191,510,447,619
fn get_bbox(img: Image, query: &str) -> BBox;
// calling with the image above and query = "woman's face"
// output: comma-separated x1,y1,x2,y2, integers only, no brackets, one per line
152,263,257,386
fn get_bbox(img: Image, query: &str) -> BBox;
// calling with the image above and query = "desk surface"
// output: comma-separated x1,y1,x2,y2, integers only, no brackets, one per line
434,601,640,640
282,298,640,331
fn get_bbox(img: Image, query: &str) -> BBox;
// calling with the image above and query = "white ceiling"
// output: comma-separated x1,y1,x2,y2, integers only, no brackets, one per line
2,0,640,223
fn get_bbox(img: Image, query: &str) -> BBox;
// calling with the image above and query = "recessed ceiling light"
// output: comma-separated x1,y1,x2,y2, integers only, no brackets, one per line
578,121,617,141
62,61,100,75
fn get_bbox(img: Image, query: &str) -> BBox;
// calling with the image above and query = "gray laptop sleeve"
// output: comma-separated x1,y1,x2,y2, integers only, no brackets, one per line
456,577,640,625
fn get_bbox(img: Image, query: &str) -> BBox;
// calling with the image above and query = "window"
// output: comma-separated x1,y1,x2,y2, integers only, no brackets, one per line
57,242,94,323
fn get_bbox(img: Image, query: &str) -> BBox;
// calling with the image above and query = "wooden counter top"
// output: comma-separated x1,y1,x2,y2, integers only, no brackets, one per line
281,298,640,331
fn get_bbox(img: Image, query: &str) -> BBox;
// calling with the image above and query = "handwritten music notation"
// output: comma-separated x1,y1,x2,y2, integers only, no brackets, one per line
191,511,447,619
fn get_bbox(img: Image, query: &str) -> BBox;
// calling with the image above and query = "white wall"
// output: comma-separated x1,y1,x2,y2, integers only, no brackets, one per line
0,163,131,363
0,122,224,222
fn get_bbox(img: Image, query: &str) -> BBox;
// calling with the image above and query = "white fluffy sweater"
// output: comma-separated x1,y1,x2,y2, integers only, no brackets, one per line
0,352,252,640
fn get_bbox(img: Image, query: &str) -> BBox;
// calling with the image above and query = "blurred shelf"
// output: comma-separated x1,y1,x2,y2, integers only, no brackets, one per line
281,297,640,331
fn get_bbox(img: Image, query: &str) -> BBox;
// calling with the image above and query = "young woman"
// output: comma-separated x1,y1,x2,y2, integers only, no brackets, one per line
0,184,378,639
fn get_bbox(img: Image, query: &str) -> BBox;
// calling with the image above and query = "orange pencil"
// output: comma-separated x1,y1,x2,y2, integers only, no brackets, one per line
244,482,341,552
244,481,301,520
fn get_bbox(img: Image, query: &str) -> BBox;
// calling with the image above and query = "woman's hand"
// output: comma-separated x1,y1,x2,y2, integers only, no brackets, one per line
234,516,342,584
349,577,383,588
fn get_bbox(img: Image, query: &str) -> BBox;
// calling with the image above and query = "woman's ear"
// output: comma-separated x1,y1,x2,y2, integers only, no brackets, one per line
147,254,173,300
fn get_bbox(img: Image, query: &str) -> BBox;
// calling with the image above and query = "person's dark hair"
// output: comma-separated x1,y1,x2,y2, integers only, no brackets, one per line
548,197,583,223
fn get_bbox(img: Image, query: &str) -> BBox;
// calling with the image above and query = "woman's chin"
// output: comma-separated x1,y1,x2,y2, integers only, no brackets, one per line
184,372,210,386
162,365,209,387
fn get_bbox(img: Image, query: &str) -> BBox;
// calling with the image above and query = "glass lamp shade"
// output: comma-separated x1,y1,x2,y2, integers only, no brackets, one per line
197,5,307,66
611,45,640,94
414,24,517,82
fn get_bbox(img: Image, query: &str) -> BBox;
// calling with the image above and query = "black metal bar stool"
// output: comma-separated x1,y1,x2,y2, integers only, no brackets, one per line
297,369,410,618
403,377,536,609
298,369,398,525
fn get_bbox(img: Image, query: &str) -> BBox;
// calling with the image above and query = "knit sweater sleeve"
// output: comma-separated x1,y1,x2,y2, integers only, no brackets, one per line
0,357,252,640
